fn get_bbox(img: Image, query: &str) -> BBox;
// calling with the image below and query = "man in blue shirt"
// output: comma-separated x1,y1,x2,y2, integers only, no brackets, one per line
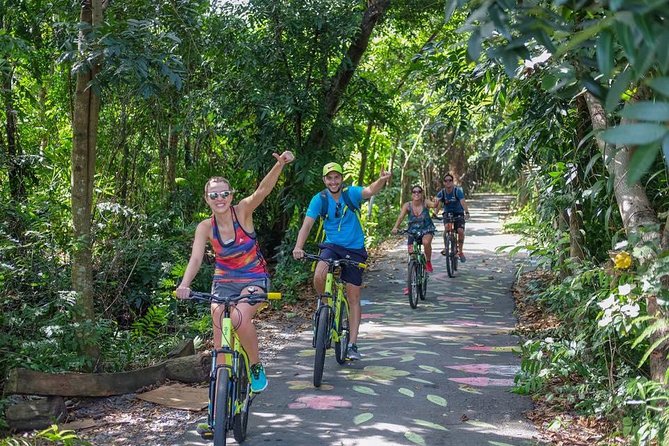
435,173,471,261
293,162,391,360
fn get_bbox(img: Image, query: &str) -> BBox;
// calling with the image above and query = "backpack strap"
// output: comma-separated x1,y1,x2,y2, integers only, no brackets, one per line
319,189,329,219
341,187,360,215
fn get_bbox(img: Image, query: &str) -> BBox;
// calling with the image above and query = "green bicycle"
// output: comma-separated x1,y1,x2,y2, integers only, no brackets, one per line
186,288,280,446
398,228,428,308
300,253,367,387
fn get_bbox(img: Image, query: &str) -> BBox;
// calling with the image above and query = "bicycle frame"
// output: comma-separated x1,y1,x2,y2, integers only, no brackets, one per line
208,307,246,428
321,266,349,346
312,259,349,357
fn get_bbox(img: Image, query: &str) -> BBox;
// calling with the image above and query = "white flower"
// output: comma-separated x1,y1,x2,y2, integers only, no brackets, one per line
544,337,554,344
598,312,613,327
618,283,633,296
621,303,640,318
598,294,617,310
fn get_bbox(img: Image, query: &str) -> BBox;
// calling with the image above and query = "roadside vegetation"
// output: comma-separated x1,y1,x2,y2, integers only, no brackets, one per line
2,0,668,444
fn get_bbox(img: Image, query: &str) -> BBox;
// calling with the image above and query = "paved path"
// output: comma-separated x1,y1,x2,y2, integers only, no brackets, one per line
179,194,540,446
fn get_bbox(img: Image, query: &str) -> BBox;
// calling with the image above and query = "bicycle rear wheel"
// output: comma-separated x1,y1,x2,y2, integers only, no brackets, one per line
233,355,250,443
213,366,230,446
313,306,330,387
407,260,419,309
334,296,350,365
445,234,454,278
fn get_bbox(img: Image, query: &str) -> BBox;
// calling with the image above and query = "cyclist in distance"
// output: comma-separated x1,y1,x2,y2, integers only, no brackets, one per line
292,162,391,361
435,173,471,262
176,150,295,393
391,184,437,273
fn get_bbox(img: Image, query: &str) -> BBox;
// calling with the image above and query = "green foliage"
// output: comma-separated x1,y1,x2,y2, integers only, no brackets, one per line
512,247,669,444
35,425,91,445
616,377,669,445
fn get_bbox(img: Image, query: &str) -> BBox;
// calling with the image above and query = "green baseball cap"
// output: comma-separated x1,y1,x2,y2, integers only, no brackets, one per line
322,162,343,176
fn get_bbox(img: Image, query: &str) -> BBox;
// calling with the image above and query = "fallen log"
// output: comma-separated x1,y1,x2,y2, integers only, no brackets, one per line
4,352,211,397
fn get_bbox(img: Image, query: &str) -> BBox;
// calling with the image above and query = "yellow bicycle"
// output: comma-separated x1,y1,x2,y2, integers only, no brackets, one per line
300,253,366,387
186,288,280,445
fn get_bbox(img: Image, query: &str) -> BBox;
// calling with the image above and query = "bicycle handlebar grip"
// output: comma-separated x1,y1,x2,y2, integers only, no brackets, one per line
267,292,282,300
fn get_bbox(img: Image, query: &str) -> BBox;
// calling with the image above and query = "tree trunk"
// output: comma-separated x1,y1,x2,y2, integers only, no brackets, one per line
167,124,178,193
399,118,429,205
71,0,104,366
4,69,24,205
569,203,585,261
305,0,390,152
357,119,373,185
584,91,668,383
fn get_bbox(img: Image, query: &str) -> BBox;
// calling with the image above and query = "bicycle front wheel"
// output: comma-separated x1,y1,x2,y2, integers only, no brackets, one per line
407,260,419,309
313,306,330,387
213,366,230,446
419,259,427,300
334,296,350,365
233,354,250,443
445,235,454,278
450,236,458,273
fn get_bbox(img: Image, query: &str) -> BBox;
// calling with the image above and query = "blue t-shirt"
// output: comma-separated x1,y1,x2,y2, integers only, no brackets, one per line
306,186,365,249
436,187,465,214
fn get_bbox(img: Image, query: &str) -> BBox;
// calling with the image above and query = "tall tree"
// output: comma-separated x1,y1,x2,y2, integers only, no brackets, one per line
71,0,104,364
305,0,390,152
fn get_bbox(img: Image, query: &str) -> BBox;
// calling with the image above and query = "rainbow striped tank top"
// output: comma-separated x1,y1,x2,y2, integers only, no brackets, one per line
210,207,269,283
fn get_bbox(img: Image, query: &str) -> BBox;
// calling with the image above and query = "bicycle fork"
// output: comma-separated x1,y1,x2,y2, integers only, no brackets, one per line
312,299,333,348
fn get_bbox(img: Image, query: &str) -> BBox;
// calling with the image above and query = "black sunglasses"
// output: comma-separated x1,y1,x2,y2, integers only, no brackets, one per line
207,190,234,200
411,189,422,194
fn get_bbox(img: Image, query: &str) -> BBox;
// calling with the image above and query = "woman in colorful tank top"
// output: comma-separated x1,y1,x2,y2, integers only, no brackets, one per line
176,150,295,394
391,184,437,273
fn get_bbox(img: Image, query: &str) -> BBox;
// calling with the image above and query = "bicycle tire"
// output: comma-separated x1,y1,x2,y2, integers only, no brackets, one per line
407,260,419,309
451,236,458,273
334,296,350,364
445,234,454,278
419,258,427,300
213,366,230,446
313,306,330,387
232,354,250,443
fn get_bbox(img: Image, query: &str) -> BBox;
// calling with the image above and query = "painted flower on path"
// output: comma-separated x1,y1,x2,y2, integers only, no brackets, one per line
449,377,514,387
288,394,352,410
286,380,333,391
342,365,410,383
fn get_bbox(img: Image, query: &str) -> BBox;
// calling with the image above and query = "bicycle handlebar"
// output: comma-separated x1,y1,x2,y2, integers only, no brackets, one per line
433,213,465,223
183,289,281,305
299,253,367,270
397,228,427,238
